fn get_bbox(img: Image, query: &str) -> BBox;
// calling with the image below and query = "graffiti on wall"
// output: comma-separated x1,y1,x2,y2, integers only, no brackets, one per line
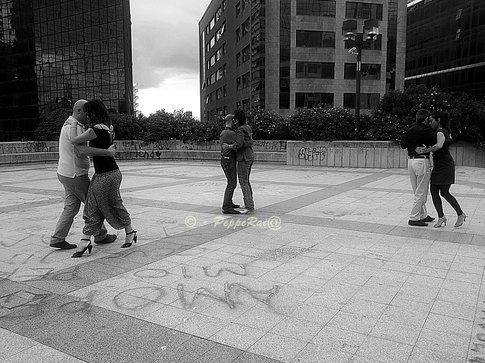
298,146,327,162
0,141,54,154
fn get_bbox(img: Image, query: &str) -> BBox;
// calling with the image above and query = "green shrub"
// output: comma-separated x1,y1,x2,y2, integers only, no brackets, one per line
364,86,485,146
289,106,355,141
250,108,290,140
110,113,147,140
33,108,72,141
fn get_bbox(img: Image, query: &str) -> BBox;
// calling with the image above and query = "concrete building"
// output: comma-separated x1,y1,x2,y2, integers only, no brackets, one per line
199,0,407,121
0,0,133,141
406,0,485,100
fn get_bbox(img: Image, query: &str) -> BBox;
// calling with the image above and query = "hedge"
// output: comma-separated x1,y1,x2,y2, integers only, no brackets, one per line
34,86,485,147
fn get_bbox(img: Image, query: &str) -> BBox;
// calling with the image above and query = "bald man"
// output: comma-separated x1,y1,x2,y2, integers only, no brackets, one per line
50,100,117,249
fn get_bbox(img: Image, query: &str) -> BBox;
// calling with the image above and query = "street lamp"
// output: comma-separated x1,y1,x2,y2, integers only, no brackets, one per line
343,19,379,138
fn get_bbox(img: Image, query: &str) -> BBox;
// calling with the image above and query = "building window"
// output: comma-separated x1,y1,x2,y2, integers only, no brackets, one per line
242,18,250,37
216,23,225,41
216,64,226,81
236,52,242,66
345,2,383,20
208,36,216,50
242,98,250,110
216,43,226,61
235,2,241,16
208,54,216,69
295,93,334,108
344,63,381,80
296,62,334,78
236,77,242,90
296,0,336,17
242,45,250,63
216,85,226,100
215,3,224,22
242,72,250,88
296,30,335,48
236,28,241,42
343,93,380,109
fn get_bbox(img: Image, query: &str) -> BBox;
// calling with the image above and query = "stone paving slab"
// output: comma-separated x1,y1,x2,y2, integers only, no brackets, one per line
0,160,485,362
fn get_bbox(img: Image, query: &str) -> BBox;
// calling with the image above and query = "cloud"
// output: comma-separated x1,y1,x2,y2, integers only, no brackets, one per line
137,74,201,119
131,0,210,89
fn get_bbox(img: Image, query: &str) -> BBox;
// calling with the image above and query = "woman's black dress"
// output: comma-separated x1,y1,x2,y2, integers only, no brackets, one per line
431,128,455,185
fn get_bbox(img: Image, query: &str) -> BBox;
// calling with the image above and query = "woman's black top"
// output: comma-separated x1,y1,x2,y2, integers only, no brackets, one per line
89,125,118,174
431,127,455,185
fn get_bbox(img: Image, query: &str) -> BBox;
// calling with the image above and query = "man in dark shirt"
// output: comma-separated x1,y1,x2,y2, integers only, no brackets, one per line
401,109,437,226
220,115,241,214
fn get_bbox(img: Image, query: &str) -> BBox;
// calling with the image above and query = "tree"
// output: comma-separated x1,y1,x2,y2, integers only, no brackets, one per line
33,107,72,140
364,86,485,146
110,113,147,140
289,106,355,141
250,108,290,140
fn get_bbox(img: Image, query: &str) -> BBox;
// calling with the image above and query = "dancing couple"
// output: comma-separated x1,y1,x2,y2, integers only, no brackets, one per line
219,109,255,214
50,99,137,258
402,109,466,228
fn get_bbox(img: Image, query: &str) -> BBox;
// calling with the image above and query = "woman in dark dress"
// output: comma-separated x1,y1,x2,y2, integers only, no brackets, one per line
70,100,137,257
417,112,466,228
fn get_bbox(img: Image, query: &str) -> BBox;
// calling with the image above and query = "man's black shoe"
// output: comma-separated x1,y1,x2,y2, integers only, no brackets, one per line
230,203,240,208
419,215,435,222
94,234,117,244
408,220,428,227
50,241,77,249
222,209,241,214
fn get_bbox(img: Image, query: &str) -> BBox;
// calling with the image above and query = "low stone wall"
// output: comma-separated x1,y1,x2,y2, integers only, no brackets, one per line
1,140,484,168
0,141,59,165
287,140,485,168
0,140,287,165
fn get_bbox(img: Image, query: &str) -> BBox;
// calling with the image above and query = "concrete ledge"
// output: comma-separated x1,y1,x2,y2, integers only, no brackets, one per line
116,150,286,163
0,150,285,165
287,140,485,168
1,140,483,168
0,152,58,165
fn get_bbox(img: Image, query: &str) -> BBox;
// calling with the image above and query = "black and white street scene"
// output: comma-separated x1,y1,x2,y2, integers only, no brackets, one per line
1,1,485,362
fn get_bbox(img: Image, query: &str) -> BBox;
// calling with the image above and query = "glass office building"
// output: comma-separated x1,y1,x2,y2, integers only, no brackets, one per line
0,0,133,141
406,0,485,100
199,0,407,122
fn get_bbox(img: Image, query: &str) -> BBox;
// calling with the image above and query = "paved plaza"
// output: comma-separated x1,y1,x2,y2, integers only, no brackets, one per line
1,160,485,362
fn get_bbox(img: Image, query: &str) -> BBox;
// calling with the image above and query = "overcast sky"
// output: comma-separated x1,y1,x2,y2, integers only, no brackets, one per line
131,1,211,119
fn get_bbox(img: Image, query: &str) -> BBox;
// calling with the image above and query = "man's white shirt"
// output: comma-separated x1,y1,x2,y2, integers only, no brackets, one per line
57,116,90,177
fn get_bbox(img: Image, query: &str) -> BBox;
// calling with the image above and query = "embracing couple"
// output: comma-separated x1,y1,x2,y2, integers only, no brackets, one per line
402,109,466,228
219,109,255,215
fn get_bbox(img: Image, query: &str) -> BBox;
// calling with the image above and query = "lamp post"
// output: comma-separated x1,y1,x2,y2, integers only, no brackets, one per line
343,19,379,139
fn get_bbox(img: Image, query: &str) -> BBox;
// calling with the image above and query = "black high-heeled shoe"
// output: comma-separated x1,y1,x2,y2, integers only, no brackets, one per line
121,230,137,248
71,239,92,258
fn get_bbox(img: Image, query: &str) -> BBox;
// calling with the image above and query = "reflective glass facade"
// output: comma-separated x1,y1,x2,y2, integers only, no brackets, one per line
0,0,133,141
406,0,485,99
